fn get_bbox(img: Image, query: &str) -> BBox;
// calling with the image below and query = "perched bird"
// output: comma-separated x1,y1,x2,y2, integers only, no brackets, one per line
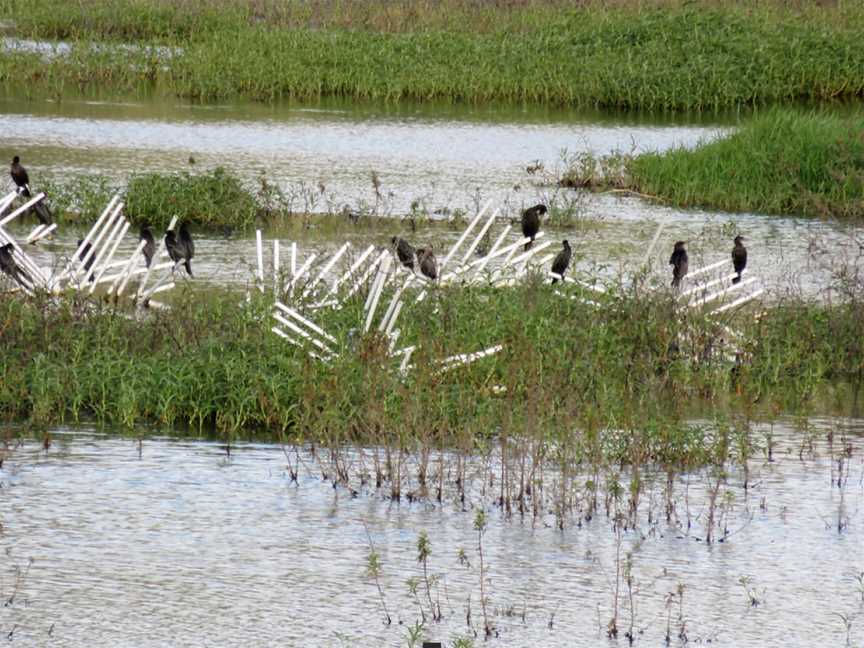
391,236,415,271
140,226,156,268
76,239,95,281
0,243,30,288
521,204,547,251
10,156,30,197
669,241,688,288
164,229,189,277
550,240,572,284
417,246,438,281
732,235,747,284
166,222,194,277
32,200,53,226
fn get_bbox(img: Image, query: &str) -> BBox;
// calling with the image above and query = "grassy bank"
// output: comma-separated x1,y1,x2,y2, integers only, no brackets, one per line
1,283,861,441
2,1,863,110
563,110,864,219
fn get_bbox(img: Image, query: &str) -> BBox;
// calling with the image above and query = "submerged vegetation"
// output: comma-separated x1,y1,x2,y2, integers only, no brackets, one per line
562,110,864,219
2,0,863,110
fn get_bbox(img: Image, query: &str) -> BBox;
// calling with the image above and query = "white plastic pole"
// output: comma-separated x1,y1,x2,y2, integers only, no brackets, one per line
256,229,264,292
0,193,47,227
439,201,491,274
327,244,375,297
286,252,317,297
275,302,338,344
273,239,280,297
302,242,350,298
459,208,499,266
89,221,131,292
712,289,764,314
690,277,757,308
686,258,732,281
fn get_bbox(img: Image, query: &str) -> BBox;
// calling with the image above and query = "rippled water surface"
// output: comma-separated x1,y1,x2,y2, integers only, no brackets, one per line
1,420,863,647
0,94,860,298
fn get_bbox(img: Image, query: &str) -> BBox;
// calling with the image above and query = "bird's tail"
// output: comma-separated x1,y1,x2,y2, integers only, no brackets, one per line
732,274,741,285
22,186,31,198
185,259,193,277
671,277,680,288
524,238,534,252
551,277,558,285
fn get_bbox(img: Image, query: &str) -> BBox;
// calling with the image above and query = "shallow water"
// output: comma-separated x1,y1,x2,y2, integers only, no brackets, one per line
0,94,861,298
1,420,863,647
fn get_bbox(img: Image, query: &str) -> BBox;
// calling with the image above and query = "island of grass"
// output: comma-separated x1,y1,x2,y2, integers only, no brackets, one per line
563,110,864,220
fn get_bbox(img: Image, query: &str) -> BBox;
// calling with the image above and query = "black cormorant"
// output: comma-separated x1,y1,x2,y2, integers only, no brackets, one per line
417,246,438,281
391,236,415,271
550,240,572,284
669,241,688,288
10,156,30,197
0,243,29,287
140,226,155,268
732,236,747,284
521,204,547,251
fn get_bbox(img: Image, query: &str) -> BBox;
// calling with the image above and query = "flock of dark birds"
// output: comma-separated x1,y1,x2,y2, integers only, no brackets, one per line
1,155,196,288
2,157,748,292
391,202,747,289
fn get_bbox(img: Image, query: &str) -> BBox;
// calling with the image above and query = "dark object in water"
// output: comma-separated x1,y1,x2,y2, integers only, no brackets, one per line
10,156,30,197
732,235,747,284
140,226,156,268
166,223,194,277
417,246,438,281
521,203,547,251
0,242,30,288
391,236,415,270
669,241,688,288
550,240,572,284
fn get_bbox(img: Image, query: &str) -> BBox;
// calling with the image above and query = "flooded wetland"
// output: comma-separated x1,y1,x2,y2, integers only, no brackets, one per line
2,1,864,646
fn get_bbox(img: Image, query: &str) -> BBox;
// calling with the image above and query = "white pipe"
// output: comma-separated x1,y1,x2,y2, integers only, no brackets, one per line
148,282,175,296
399,347,415,375
0,191,17,214
679,272,741,299
256,229,264,292
503,240,552,269
274,302,338,344
89,221,130,292
712,289,764,314
0,193,47,227
459,208,499,266
303,241,350,298
345,250,387,301
27,223,57,244
99,261,174,288
76,202,123,280
84,210,126,283
363,256,391,333
690,277,758,308
273,240,280,297
287,252,318,297
290,242,297,277
439,201,490,274
327,244,375,297
469,224,512,280
273,313,336,357
383,301,402,336
642,221,665,267
379,275,414,332
686,258,731,281
114,239,147,296
438,344,504,372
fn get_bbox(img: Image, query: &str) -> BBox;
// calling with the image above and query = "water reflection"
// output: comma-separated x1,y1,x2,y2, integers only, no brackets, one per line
1,420,862,646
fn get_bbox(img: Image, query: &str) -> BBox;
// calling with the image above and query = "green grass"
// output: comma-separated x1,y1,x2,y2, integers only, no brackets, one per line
563,109,864,219
1,282,861,446
2,1,864,110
